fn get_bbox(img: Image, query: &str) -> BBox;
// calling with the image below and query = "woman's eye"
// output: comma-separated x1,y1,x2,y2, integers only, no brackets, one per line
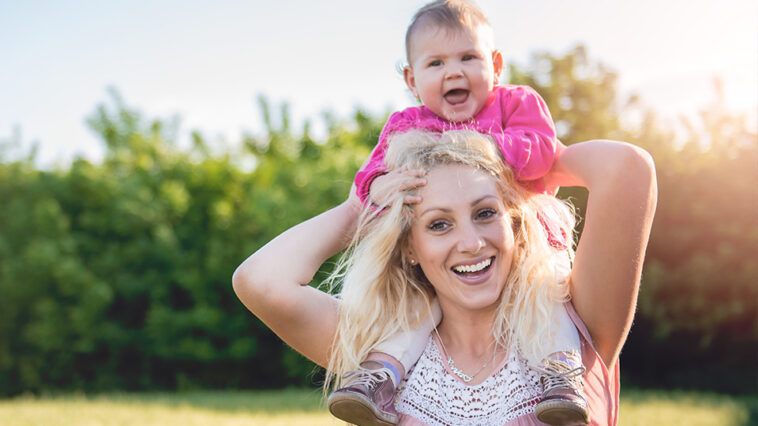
476,208,496,220
428,221,448,231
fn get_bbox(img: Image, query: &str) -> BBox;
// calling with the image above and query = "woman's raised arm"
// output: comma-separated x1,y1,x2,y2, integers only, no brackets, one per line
547,140,657,370
232,191,363,367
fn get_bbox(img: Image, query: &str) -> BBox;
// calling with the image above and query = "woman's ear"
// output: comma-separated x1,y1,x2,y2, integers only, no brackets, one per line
403,239,418,266
403,66,419,99
405,250,417,265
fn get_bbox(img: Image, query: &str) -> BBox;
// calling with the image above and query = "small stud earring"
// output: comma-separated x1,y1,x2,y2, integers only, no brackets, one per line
410,258,417,265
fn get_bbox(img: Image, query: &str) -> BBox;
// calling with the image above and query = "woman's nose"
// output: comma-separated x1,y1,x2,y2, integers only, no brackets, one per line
457,224,485,253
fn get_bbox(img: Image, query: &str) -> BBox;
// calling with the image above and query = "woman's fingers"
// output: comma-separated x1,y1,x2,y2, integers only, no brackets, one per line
406,168,426,178
398,176,427,191
403,194,423,204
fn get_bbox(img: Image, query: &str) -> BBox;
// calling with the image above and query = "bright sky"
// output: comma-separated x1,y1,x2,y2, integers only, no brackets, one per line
2,0,756,166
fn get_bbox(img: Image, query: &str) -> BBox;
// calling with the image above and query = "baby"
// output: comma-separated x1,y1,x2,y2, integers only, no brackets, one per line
329,1,588,425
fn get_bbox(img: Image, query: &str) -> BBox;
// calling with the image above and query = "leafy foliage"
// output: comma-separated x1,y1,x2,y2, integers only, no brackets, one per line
620,85,758,392
0,91,380,395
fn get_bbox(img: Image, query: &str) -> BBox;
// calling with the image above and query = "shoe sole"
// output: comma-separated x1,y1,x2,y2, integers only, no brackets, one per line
534,400,589,425
327,392,397,426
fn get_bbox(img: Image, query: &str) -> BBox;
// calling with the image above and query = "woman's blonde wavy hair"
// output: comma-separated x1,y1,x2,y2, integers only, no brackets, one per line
324,129,575,392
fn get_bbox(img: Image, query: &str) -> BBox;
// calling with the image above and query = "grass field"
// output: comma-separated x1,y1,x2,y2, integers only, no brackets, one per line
0,388,755,425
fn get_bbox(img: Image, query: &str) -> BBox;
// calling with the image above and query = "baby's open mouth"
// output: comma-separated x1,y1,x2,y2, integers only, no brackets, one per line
452,257,493,277
444,89,469,105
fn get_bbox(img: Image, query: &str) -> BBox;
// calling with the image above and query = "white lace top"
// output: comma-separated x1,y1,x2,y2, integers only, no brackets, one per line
395,335,543,425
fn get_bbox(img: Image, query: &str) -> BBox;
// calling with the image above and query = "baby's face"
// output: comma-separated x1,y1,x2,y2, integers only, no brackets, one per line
404,24,502,123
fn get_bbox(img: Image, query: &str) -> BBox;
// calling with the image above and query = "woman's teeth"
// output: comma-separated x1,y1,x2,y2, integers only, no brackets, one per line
453,257,492,273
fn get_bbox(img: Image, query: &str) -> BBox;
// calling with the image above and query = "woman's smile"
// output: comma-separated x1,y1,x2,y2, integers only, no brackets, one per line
451,255,495,285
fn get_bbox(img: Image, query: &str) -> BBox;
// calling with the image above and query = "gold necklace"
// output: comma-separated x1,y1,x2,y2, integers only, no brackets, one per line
433,326,497,383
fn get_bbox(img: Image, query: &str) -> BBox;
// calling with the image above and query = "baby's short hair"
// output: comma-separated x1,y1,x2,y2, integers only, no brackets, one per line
405,0,494,62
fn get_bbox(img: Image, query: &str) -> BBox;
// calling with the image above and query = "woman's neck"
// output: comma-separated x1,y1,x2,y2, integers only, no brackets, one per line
436,302,499,357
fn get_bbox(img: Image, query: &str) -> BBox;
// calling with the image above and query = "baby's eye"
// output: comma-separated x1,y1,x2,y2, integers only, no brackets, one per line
462,54,474,61
428,59,442,67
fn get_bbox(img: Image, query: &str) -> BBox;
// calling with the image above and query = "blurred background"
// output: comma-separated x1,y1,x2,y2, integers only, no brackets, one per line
1,0,756,421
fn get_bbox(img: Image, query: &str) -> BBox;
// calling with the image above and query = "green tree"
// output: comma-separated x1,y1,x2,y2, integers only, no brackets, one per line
508,45,621,145
622,82,758,391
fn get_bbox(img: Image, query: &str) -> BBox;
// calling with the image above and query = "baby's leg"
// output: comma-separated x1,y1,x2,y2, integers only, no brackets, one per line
328,298,442,425
534,304,589,425
371,297,442,382
543,302,582,367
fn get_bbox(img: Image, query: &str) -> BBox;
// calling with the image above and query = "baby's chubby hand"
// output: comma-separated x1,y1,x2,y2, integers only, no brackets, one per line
368,166,427,207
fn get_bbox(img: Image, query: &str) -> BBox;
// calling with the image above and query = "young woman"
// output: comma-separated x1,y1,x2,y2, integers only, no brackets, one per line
233,130,657,425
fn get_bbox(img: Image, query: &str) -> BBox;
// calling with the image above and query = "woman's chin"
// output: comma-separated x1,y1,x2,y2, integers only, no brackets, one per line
448,271,504,311
446,287,502,313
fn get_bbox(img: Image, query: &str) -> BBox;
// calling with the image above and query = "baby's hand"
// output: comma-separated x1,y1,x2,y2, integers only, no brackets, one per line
542,139,570,194
369,166,427,207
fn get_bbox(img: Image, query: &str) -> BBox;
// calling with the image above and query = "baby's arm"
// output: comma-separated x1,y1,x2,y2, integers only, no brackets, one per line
354,112,403,205
354,110,431,206
354,141,389,205
494,85,559,193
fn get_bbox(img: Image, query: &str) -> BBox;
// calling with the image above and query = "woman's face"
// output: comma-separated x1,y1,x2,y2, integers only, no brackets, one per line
408,164,515,314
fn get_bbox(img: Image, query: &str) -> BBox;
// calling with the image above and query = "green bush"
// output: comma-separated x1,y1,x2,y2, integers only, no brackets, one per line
0,92,380,395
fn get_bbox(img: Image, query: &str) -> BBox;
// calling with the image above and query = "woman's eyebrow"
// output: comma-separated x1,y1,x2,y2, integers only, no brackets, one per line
419,206,451,217
472,195,498,205
419,195,498,217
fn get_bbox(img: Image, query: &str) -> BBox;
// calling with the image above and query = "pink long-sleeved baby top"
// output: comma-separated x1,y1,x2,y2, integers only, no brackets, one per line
354,84,559,204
